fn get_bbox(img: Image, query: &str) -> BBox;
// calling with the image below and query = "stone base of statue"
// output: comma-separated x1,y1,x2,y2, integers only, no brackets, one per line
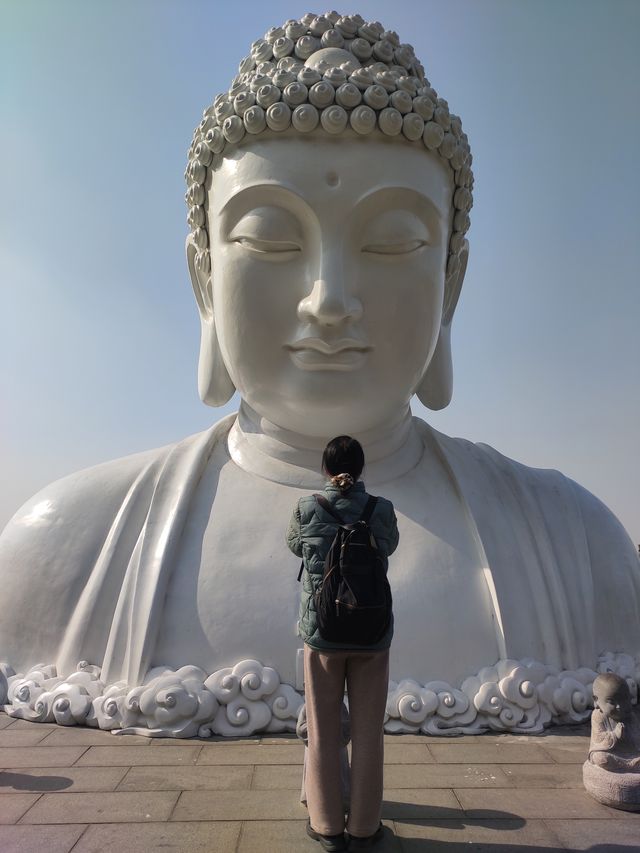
2,10,640,743
2,655,638,739
583,761,640,811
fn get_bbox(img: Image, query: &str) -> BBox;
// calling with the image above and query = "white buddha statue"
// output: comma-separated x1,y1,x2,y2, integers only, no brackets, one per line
1,12,638,737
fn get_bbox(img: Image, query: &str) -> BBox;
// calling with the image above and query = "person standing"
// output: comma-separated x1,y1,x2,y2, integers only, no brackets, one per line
287,436,399,851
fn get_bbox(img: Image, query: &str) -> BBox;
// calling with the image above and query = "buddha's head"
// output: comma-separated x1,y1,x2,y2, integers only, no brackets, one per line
185,12,473,437
593,673,633,722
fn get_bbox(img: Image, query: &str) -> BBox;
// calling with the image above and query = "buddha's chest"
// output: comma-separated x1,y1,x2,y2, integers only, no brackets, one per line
179,456,485,597
153,454,501,686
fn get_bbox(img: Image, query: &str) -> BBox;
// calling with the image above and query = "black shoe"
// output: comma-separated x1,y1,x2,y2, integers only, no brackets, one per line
306,819,348,851
347,823,385,848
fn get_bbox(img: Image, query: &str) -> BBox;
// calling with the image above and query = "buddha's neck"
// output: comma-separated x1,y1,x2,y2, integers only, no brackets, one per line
227,401,424,488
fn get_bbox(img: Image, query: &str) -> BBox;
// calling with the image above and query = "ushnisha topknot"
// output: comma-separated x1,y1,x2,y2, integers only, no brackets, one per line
185,11,473,278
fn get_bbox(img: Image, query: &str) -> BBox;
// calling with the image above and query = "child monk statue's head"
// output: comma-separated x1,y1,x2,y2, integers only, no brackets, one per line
593,673,633,722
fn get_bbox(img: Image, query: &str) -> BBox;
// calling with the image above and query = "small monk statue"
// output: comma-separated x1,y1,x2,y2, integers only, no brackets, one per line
588,674,640,771
584,673,640,810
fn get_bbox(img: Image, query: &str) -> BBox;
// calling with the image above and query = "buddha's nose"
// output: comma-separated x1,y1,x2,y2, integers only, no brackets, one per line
297,271,363,328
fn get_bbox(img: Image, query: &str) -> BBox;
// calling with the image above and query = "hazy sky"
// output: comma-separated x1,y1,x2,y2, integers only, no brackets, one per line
2,0,639,544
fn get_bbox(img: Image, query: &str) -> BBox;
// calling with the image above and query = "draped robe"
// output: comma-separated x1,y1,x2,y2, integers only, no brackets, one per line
1,414,638,689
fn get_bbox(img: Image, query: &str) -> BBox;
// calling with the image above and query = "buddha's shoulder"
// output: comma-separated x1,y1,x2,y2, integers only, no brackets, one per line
421,420,635,554
425,420,601,497
0,416,234,544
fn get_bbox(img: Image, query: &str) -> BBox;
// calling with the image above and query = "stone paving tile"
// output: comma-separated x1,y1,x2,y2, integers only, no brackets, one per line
0,747,88,767
0,714,15,730
429,742,553,764
381,789,462,821
480,728,588,742
383,763,511,789
0,766,129,793
543,744,589,764
172,789,307,821
40,727,152,746
237,819,319,853
501,762,583,788
117,763,253,791
0,718,57,732
455,787,620,819
250,762,512,793
197,744,304,765
351,820,401,853
251,764,303,790
148,735,262,746
546,818,640,849
0,793,42,824
391,734,535,745
394,818,564,850
20,790,179,824
0,728,53,746
73,820,242,852
258,735,299,745
385,733,431,743
0,823,87,853
603,807,640,821
237,819,401,852
388,728,589,745
513,731,589,747
384,744,435,764
6,715,638,850
75,744,201,766
389,732,505,743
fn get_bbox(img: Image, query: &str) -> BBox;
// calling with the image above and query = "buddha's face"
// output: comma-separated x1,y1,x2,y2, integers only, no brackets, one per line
206,135,456,436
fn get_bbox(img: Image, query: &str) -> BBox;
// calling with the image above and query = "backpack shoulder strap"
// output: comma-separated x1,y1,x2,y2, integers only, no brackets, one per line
314,494,345,524
360,495,378,524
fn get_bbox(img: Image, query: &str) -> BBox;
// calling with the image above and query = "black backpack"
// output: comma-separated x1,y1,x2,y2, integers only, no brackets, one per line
300,493,393,645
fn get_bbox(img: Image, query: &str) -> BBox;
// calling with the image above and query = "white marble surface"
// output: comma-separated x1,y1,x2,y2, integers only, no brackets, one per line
1,11,638,737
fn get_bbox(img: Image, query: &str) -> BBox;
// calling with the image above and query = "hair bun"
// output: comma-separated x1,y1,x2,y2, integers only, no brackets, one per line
331,473,355,491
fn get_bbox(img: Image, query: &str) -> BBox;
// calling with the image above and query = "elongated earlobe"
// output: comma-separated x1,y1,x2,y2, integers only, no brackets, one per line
416,242,468,410
186,237,236,407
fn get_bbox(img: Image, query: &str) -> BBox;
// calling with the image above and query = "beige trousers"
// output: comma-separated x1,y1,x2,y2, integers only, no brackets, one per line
303,644,389,837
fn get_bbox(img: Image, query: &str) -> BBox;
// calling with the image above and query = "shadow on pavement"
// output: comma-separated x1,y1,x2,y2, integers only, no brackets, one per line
393,838,633,852
382,799,524,825
379,801,637,851
0,770,73,791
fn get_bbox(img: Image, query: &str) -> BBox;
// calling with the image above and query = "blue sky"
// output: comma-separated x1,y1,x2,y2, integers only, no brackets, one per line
2,0,639,544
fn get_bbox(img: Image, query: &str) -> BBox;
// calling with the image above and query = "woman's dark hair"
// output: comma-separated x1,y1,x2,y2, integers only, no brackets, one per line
322,435,365,481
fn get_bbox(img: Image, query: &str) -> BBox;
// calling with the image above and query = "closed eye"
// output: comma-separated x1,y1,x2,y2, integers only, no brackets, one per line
362,240,427,255
228,206,305,256
233,237,301,254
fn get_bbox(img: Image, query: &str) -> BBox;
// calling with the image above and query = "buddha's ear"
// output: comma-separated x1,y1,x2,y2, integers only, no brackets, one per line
416,240,468,411
186,236,213,321
186,236,236,407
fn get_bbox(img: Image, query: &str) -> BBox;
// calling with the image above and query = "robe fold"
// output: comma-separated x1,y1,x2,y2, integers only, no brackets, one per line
1,414,638,687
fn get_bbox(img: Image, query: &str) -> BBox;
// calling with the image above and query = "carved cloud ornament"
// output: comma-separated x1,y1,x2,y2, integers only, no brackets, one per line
2,653,637,739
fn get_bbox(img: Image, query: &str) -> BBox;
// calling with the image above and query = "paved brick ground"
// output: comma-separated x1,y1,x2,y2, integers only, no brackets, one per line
0,711,638,851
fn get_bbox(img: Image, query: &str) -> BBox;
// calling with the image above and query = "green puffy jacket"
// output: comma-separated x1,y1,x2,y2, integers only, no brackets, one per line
286,480,399,651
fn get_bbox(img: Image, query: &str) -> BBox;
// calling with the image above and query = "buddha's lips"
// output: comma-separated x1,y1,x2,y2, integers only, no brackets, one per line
285,337,371,371
285,338,371,356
